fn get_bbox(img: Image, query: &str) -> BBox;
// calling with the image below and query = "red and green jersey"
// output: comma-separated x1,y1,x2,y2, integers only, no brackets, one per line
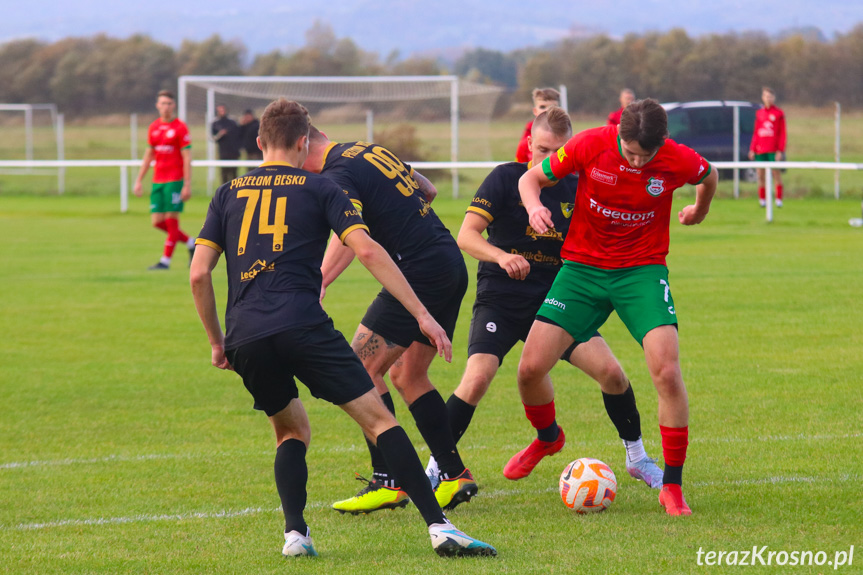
541,125,711,269
148,118,191,183
749,105,786,154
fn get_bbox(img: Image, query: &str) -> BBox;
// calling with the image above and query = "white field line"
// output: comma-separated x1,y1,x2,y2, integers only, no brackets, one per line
2,431,860,471
8,473,859,532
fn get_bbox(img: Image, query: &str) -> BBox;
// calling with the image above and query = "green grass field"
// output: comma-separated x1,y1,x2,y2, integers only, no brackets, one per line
1,192,861,574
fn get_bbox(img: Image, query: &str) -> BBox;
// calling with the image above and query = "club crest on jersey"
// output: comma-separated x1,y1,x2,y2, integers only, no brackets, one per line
557,147,568,163
646,177,665,196
560,202,575,218
166,129,175,138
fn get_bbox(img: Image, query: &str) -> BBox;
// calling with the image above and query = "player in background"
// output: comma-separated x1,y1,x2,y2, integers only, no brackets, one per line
607,88,636,126
190,98,496,558
748,87,787,207
425,107,664,490
515,87,561,163
511,99,718,516
133,90,197,270
303,128,478,515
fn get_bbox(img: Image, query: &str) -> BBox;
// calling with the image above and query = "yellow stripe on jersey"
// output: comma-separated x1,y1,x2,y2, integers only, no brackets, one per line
338,224,370,244
321,141,339,168
466,206,494,222
195,238,224,254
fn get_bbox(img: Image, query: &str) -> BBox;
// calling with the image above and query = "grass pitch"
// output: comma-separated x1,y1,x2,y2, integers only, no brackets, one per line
1,193,862,574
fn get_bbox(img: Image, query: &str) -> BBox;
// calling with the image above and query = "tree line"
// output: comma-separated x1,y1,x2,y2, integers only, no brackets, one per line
1,21,862,117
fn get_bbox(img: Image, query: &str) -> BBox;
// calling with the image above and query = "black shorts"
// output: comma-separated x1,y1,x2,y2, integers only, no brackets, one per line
468,299,599,364
225,320,374,416
361,259,469,348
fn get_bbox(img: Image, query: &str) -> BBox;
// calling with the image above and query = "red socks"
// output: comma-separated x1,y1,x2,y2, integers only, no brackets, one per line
162,218,179,259
776,184,783,200
659,425,688,467
524,401,556,431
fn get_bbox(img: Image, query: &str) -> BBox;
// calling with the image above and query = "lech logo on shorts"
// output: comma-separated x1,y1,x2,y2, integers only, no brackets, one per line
486,322,497,333
646,177,665,197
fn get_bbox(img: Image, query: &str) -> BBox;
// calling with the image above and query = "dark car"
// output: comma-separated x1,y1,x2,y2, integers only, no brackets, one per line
662,100,758,180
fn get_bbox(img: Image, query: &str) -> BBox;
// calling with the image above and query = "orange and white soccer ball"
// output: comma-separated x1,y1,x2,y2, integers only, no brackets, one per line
559,458,617,513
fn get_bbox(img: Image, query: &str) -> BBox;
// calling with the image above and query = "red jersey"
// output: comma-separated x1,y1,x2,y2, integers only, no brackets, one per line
148,118,191,183
515,120,532,163
541,125,711,269
607,107,624,126
749,105,786,154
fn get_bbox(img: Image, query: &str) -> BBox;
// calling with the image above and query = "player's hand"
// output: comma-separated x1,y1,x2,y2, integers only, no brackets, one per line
211,344,233,370
181,183,192,202
775,151,783,161
678,204,708,226
497,252,530,280
133,181,143,197
748,150,755,161
527,206,554,235
319,284,326,304
417,312,452,363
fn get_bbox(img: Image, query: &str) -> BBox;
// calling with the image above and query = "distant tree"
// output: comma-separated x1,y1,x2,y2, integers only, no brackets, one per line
0,39,47,102
390,57,442,76
455,48,518,87
104,35,176,112
177,35,245,76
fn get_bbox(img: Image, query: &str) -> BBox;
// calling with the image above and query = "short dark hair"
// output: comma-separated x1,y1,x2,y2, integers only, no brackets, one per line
157,90,175,101
532,87,560,104
762,86,776,95
308,125,328,144
619,98,668,152
259,98,309,151
532,107,572,139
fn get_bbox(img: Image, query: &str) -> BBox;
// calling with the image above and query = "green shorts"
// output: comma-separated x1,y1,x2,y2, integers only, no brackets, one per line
537,261,678,346
150,181,185,213
754,152,776,162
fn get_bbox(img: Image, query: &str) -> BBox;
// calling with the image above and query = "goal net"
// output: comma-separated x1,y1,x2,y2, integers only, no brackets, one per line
178,75,505,195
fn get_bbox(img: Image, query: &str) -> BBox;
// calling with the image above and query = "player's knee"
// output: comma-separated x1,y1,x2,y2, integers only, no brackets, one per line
274,426,310,447
596,361,629,394
517,357,546,386
651,362,684,395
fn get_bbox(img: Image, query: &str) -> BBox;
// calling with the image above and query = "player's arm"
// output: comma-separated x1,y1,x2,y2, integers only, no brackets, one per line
518,163,556,234
343,228,452,362
180,148,192,201
458,212,530,280
776,113,786,161
414,170,437,203
189,245,232,370
678,166,718,226
133,147,155,197
320,232,357,301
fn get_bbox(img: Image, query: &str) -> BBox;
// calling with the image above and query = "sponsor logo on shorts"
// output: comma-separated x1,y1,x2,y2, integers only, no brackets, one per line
241,259,275,282
486,322,497,333
590,167,618,185
543,297,566,311
646,177,665,196
588,198,655,225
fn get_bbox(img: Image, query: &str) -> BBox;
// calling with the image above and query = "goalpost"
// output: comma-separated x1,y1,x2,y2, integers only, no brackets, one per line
177,75,504,197
0,103,65,193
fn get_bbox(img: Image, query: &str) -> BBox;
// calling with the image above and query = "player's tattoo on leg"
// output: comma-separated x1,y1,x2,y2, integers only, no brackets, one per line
355,335,381,361
384,338,399,349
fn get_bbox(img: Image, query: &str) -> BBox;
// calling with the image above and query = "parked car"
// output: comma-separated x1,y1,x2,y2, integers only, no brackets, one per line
662,100,758,181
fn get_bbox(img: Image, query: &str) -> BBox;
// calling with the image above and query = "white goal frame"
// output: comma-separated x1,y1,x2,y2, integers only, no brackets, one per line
0,103,65,193
177,75,502,197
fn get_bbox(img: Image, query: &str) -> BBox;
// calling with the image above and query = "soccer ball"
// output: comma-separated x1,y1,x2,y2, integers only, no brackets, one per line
559,458,617,513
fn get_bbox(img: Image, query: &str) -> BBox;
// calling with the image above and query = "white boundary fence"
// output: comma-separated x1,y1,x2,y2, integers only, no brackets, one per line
0,159,861,224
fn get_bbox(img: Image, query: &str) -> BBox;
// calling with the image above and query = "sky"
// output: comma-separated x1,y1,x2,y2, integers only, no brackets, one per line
2,0,860,58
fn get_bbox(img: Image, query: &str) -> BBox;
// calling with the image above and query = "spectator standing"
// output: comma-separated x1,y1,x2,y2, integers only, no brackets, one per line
211,104,241,184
